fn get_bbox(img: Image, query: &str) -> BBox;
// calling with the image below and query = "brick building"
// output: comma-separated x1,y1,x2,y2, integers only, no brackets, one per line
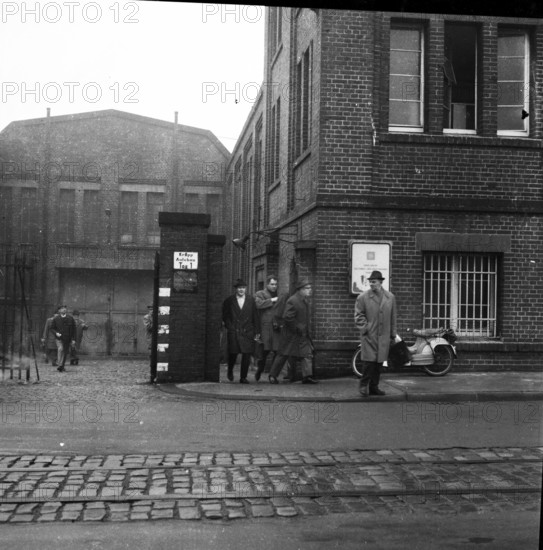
0,109,230,355
225,8,543,374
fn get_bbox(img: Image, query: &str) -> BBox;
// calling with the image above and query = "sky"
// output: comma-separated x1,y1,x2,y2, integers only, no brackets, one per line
0,1,266,152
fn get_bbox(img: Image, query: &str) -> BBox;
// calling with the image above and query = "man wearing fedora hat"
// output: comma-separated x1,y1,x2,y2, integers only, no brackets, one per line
354,270,397,397
222,279,260,383
268,278,318,385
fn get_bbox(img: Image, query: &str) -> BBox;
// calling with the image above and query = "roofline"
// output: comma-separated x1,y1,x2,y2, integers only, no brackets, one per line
229,85,264,158
2,109,231,159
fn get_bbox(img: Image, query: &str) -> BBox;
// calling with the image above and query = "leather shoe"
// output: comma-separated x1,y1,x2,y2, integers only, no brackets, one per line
240,378,249,384
358,382,369,397
57,366,65,372
268,375,278,385
255,370,262,382
302,376,318,384
227,370,234,382
369,388,386,396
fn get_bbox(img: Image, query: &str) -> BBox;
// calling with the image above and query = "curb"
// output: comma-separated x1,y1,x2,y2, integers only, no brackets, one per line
156,383,543,403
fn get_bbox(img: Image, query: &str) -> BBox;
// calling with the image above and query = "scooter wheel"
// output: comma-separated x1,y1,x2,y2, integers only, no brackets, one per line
423,346,454,376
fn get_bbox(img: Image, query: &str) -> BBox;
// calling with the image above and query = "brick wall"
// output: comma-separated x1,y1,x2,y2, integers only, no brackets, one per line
224,8,543,375
157,213,219,383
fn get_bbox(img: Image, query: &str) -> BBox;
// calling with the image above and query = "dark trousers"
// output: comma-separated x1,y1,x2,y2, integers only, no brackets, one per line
360,361,383,390
256,349,277,374
228,353,251,380
70,342,80,363
269,355,309,380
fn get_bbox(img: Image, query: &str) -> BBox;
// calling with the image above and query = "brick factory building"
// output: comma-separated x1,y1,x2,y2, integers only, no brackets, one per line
0,109,230,355
225,8,543,375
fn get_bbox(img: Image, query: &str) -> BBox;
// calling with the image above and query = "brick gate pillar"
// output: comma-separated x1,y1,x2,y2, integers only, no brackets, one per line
155,212,224,383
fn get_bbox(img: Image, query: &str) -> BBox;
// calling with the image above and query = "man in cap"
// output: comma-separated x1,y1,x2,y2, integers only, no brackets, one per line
50,305,76,372
268,278,318,384
222,279,260,383
354,270,397,396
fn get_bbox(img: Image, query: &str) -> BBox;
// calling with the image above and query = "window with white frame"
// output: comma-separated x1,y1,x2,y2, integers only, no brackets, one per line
269,7,282,55
0,187,12,242
57,188,75,243
389,24,424,132
120,191,138,244
146,192,164,245
296,42,313,157
497,29,530,135
83,190,100,244
423,254,498,337
443,24,478,132
270,99,281,181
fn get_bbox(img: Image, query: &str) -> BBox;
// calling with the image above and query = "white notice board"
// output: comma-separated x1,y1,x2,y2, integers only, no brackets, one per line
173,252,198,270
349,241,391,294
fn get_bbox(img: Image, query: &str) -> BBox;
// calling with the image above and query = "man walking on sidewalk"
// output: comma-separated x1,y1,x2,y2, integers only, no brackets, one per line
268,278,318,385
222,279,260,384
254,275,286,381
354,271,397,397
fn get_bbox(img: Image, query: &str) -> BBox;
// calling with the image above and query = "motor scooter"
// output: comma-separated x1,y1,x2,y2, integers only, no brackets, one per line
352,327,457,377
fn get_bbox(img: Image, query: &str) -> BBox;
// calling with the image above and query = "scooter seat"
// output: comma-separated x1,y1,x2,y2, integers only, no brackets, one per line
413,328,442,338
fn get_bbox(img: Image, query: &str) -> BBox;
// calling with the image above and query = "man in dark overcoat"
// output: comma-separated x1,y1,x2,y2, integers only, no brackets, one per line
222,279,260,384
268,278,318,385
354,270,397,396
50,305,76,372
254,274,287,381
41,307,60,365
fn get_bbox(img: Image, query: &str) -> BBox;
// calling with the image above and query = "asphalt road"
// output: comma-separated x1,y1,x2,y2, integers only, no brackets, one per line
0,398,541,455
1,511,540,550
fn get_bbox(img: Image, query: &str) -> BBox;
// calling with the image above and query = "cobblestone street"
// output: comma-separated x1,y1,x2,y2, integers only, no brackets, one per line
0,447,541,524
0,358,158,403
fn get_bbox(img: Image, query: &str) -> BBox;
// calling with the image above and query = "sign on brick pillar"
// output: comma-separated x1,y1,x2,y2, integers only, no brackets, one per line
156,212,211,383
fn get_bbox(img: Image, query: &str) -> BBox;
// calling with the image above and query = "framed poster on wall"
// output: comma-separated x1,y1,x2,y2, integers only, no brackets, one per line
349,241,391,294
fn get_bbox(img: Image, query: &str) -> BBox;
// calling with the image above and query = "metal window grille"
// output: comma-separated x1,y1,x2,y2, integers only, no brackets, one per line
423,254,498,337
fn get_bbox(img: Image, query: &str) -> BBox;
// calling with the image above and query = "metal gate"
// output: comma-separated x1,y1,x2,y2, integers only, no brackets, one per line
0,253,40,382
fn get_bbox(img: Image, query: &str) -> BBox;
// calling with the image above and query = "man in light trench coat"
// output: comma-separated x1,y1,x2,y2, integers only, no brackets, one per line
254,275,286,381
354,270,397,397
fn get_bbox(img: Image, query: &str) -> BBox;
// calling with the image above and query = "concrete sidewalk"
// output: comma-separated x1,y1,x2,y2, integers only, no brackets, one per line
159,369,543,402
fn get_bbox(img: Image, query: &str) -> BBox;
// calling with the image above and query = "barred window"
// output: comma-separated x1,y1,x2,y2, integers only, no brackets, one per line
423,254,498,337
